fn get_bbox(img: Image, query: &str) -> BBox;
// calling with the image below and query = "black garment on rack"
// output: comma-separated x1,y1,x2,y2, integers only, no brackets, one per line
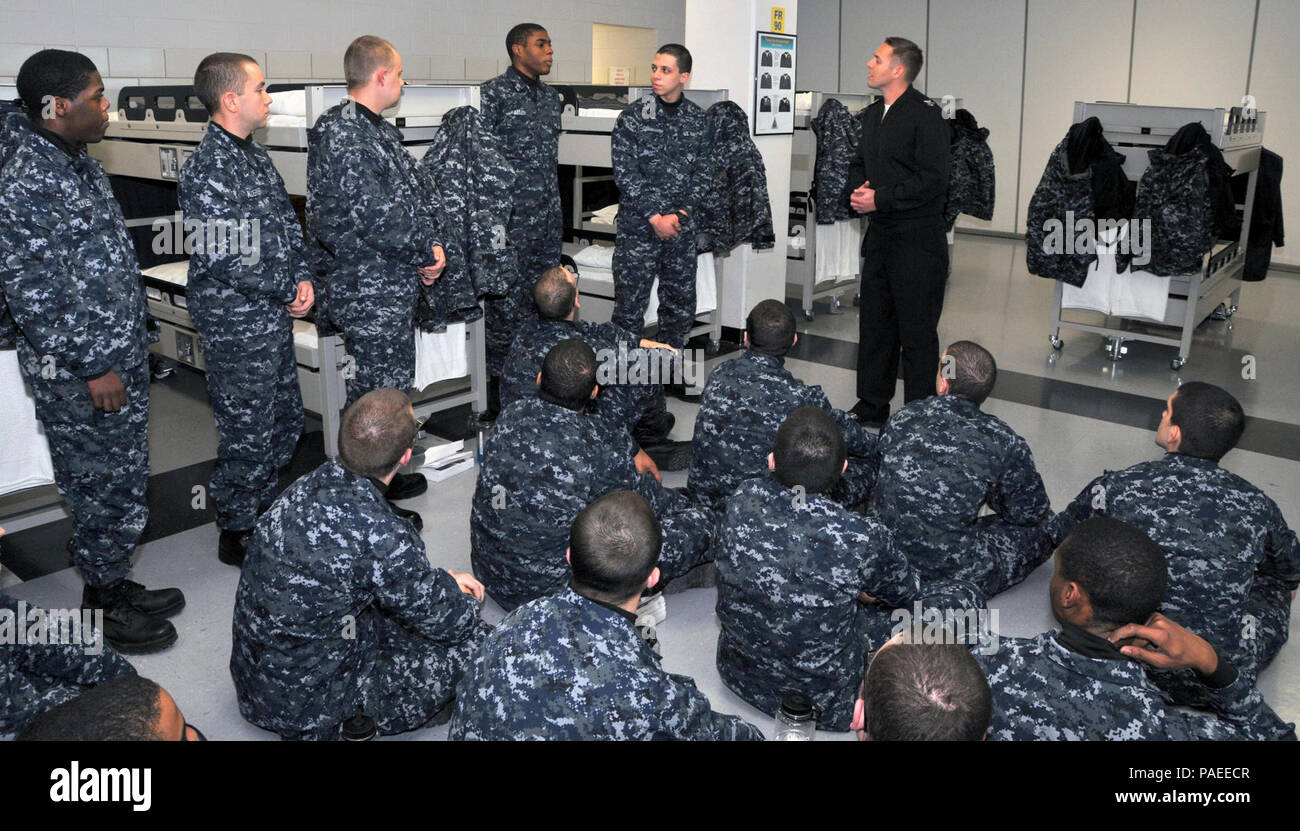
779,74,792,90
809,97,861,225
1135,126,1216,276
1026,117,1134,286
759,96,772,113
944,108,995,229
1166,121,1241,241
760,73,772,89
1233,148,1284,281
696,100,775,254
780,52,793,68
415,105,512,331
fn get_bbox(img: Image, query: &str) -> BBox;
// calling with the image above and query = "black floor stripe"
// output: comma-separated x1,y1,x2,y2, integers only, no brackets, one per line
785,330,1300,463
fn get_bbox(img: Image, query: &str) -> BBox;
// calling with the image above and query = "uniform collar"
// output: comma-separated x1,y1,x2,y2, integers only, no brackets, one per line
743,348,786,369
506,65,541,89
210,120,256,152
352,101,387,127
1162,451,1221,470
1039,630,1151,690
934,393,982,413
570,583,638,626
31,123,83,160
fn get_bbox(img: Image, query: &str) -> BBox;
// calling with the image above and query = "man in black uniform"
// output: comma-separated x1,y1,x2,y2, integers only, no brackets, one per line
845,37,950,427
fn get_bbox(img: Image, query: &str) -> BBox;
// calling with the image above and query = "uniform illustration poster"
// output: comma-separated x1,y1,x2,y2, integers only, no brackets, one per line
755,31,795,135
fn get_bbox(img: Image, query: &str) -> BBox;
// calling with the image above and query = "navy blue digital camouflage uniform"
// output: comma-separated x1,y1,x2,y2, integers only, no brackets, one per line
978,630,1295,741
869,394,1053,597
688,349,877,509
611,93,713,348
178,122,307,532
307,101,442,405
471,396,714,611
500,315,665,434
449,586,763,741
1048,453,1300,696
0,102,29,348
714,474,984,731
478,67,563,375
231,460,489,740
0,127,153,589
1,592,137,737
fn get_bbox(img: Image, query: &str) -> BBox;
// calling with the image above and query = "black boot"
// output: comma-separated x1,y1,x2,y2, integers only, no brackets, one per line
389,502,424,531
632,408,676,446
386,471,428,501
83,582,178,654
482,375,502,422
218,528,253,567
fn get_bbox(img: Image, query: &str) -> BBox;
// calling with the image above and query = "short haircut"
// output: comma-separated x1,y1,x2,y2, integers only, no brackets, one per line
655,43,692,75
943,340,997,404
746,299,797,356
506,23,547,61
17,675,163,741
338,388,416,479
16,49,99,115
533,266,577,320
862,642,991,741
344,35,397,89
772,407,846,494
1169,381,1245,462
884,36,923,83
1057,516,1167,628
539,338,597,410
193,52,256,115
569,490,662,604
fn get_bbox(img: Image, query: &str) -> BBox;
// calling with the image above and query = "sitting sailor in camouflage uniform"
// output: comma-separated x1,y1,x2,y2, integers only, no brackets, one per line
980,517,1293,740
689,299,876,509
714,407,984,732
231,389,489,740
868,341,1053,596
501,265,676,444
471,338,714,613
1048,382,1300,701
451,490,763,741
179,53,315,567
851,636,991,741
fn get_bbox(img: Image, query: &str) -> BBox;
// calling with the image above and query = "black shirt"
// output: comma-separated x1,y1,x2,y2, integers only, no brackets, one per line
844,84,950,227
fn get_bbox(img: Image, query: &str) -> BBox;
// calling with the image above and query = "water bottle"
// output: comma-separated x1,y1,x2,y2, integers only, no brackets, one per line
341,710,376,741
772,693,816,741
474,415,493,465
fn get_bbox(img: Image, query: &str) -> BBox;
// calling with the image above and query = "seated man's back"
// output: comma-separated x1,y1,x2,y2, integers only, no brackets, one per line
869,342,1051,595
452,491,762,740
232,390,487,740
690,300,874,507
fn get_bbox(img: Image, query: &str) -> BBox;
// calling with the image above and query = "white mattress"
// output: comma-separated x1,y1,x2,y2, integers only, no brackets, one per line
579,107,625,118
141,259,190,288
0,350,55,496
577,252,718,323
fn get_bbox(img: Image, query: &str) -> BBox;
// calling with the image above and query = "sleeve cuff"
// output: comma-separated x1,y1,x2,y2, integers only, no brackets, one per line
1200,656,1239,690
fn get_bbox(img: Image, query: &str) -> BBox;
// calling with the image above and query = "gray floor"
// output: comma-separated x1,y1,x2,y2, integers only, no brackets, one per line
4,233,1298,740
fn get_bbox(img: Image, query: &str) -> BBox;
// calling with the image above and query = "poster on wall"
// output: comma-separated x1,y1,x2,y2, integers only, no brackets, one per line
754,31,795,135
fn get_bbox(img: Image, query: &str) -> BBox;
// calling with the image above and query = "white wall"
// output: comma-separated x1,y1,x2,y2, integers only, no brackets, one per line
592,23,658,86
796,0,839,92
686,0,796,329
798,0,1299,268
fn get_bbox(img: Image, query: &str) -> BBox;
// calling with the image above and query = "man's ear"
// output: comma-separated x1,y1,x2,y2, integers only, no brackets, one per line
842,459,848,474
767,452,776,471
646,566,661,591
936,375,950,396
400,447,413,468
680,71,691,86
565,548,571,565
792,333,798,348
590,384,600,400
1166,424,1181,450
535,371,542,388
850,697,865,733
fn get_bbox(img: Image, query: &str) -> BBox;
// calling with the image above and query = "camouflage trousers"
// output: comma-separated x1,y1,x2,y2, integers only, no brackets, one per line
832,459,876,512
971,516,1054,598
613,230,698,349
28,359,150,589
331,294,417,407
596,376,668,435
199,324,303,531
486,226,561,377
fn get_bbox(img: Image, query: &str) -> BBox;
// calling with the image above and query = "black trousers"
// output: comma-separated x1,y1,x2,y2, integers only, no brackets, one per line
856,219,949,410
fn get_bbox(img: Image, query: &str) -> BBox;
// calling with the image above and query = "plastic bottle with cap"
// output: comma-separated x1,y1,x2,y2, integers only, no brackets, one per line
772,692,816,741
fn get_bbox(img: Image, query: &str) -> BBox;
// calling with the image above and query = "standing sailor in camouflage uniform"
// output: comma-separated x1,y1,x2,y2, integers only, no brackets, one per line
1048,382,1300,700
478,24,564,414
714,408,983,731
0,96,30,348
471,339,714,612
307,36,443,520
452,490,763,741
502,266,676,443
179,54,315,567
611,44,713,350
979,517,1294,741
231,389,489,740
689,300,876,509
0,51,184,654
869,341,1052,596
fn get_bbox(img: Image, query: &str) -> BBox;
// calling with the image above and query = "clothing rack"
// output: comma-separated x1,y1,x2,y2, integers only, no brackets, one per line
1048,101,1264,369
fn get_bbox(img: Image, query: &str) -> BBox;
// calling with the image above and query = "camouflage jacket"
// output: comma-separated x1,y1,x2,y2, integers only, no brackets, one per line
470,396,693,611
231,460,484,738
868,395,1051,582
697,100,774,254
1135,141,1216,276
0,127,150,381
612,93,713,239
306,101,441,319
945,108,995,229
449,586,764,741
689,349,876,507
0,592,137,736
478,66,562,221
810,97,860,225
178,122,307,337
714,475,923,731
978,631,1295,741
417,105,514,328
0,102,30,349
1048,452,1300,670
